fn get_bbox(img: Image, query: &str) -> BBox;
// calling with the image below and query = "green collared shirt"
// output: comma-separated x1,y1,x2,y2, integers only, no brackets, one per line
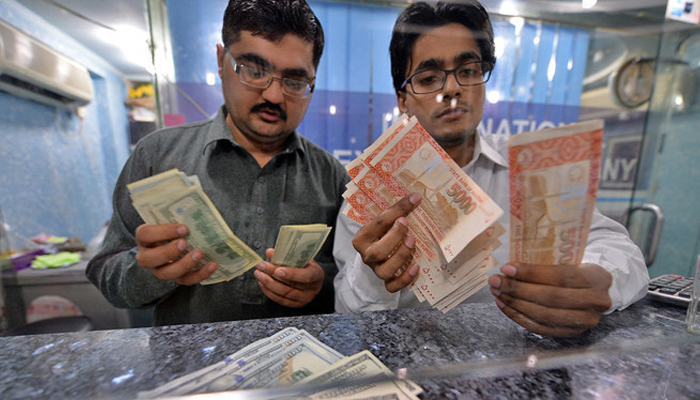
87,106,350,325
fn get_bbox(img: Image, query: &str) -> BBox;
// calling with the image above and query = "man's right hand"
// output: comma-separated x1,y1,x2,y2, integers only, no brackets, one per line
352,193,421,293
134,224,217,285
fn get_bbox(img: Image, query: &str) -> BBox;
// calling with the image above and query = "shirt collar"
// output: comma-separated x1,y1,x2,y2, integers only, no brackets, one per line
469,132,508,168
203,105,306,156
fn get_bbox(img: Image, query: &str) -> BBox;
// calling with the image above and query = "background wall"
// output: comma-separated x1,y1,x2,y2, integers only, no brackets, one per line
160,0,588,166
0,0,131,245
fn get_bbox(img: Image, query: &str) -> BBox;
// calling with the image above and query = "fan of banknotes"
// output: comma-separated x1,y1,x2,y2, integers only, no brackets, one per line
342,115,505,313
127,169,331,285
137,327,423,399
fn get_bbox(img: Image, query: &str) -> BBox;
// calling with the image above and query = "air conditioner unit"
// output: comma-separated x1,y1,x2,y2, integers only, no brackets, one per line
0,20,93,108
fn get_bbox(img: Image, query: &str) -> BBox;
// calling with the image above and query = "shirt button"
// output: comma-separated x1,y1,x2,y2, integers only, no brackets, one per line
256,207,264,214
257,177,265,183
253,241,262,249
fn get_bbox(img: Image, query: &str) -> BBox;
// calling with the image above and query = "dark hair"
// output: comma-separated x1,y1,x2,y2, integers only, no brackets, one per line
222,0,324,69
389,1,496,93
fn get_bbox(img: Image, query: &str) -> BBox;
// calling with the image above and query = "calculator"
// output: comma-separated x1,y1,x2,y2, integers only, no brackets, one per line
647,274,694,307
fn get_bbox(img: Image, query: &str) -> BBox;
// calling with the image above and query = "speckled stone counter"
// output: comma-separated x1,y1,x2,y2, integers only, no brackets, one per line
1,298,699,399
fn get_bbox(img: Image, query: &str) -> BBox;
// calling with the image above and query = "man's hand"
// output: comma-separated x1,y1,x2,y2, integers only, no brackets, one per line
134,224,217,285
254,248,325,308
352,193,421,293
488,262,613,338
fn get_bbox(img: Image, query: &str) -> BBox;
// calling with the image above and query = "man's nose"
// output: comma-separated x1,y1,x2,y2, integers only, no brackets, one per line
261,77,285,103
442,71,462,94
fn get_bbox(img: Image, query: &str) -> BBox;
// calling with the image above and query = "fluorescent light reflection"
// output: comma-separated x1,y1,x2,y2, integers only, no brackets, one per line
494,37,506,59
547,58,556,82
582,0,597,9
510,17,525,35
206,72,216,86
487,90,500,104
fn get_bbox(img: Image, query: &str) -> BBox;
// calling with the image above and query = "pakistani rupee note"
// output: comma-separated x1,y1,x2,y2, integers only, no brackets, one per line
508,119,604,265
362,115,503,262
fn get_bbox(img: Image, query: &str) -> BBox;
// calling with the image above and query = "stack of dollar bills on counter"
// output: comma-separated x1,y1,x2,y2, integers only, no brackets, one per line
127,169,331,285
138,327,422,399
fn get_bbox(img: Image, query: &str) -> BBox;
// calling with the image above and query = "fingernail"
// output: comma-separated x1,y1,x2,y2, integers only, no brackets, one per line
191,251,202,262
275,269,286,278
395,217,407,227
488,275,501,290
405,236,415,249
206,263,216,273
253,270,261,279
177,226,187,235
177,240,187,251
502,264,517,278
409,264,419,276
256,262,266,271
409,193,420,205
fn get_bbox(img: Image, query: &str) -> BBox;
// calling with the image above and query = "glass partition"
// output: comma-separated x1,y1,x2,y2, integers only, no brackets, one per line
148,0,700,279
1,2,700,398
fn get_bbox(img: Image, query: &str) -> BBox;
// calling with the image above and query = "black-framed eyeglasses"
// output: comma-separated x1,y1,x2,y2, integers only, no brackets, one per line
224,47,315,99
401,60,494,94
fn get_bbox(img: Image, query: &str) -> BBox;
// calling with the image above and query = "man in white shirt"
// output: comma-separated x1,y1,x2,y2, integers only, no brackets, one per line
333,0,649,337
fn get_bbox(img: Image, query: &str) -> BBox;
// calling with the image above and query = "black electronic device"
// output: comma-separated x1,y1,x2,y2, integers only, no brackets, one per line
647,274,694,307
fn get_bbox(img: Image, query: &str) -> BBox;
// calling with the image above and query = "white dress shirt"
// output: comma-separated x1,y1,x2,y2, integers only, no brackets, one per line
333,132,649,313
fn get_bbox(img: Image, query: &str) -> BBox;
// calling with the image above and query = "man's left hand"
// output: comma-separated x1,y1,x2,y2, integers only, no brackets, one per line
253,248,324,308
488,262,613,338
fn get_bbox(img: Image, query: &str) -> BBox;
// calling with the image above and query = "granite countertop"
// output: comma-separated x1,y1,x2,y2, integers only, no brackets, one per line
0,298,698,399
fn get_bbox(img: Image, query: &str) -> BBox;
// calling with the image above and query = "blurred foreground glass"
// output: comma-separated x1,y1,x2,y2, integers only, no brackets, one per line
686,255,700,334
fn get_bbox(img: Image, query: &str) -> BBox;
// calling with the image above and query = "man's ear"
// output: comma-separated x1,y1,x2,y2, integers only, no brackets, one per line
216,44,225,79
397,91,409,115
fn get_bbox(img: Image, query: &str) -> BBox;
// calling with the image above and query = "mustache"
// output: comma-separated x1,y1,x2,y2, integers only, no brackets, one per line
251,102,287,120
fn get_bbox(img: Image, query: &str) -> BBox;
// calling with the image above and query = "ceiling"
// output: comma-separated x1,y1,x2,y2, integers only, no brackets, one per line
13,0,677,82
16,0,152,81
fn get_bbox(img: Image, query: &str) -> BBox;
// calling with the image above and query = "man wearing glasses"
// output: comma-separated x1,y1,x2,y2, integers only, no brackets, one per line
333,0,648,338
87,0,349,326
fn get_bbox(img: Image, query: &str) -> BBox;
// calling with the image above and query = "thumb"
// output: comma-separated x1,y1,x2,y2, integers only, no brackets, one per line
265,248,275,261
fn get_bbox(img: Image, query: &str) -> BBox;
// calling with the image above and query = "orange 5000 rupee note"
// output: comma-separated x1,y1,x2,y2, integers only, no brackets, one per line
508,119,604,265
363,115,503,263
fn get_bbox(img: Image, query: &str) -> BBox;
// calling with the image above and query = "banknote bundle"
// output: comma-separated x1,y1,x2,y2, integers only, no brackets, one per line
127,169,332,285
137,327,422,399
342,114,505,313
272,224,332,268
508,119,604,265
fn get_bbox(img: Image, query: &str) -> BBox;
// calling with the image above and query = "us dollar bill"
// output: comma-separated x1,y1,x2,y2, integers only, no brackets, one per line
127,169,262,285
295,350,422,400
271,224,332,268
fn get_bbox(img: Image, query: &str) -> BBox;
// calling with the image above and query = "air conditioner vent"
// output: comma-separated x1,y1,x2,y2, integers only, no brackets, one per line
0,20,93,108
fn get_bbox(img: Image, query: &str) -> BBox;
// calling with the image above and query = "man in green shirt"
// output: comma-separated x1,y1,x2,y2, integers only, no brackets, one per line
87,0,349,326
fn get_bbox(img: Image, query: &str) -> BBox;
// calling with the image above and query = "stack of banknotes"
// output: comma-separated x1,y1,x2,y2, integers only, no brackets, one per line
342,115,505,313
128,169,331,285
508,119,604,265
137,327,423,399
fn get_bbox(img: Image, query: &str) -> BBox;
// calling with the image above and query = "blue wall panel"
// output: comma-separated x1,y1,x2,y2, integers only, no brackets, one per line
0,0,130,243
